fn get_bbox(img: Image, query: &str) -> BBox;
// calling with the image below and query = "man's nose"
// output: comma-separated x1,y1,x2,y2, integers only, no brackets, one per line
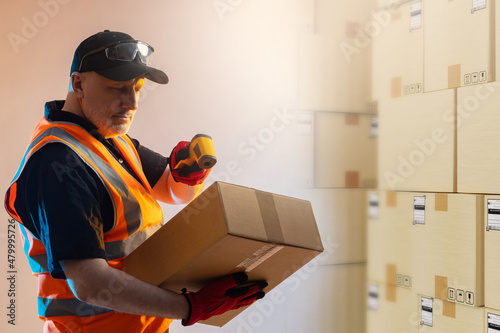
122,88,139,110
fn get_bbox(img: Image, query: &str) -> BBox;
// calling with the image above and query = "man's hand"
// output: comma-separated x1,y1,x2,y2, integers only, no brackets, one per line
154,136,215,203
169,141,211,186
182,272,267,326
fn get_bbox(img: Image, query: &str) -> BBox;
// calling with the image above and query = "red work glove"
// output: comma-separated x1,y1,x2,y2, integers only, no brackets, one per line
168,141,210,186
181,272,268,326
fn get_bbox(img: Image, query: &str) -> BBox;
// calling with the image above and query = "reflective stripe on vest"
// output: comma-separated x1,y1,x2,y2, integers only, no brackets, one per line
115,135,142,169
4,117,164,320
19,223,48,274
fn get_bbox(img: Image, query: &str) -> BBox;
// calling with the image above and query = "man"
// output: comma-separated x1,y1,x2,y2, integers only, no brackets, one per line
4,30,266,332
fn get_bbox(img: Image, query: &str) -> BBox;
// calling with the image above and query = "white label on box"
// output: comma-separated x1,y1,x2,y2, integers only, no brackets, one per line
420,297,433,327
413,196,425,225
472,0,486,13
370,117,378,138
410,2,422,31
368,284,379,311
488,313,500,332
487,199,500,231
236,244,284,273
368,193,379,219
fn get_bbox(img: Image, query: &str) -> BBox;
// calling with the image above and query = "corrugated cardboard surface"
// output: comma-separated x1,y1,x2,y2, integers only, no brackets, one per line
315,112,377,188
418,296,485,332
290,188,368,265
367,281,419,333
457,82,500,194
372,0,424,101
122,182,323,326
368,191,413,287
423,0,494,92
378,89,456,192
484,196,500,310
410,193,484,307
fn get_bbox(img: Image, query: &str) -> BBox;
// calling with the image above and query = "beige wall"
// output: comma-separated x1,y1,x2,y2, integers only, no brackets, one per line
0,0,373,332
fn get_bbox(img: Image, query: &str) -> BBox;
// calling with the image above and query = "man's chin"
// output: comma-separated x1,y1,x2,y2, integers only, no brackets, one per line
102,125,130,139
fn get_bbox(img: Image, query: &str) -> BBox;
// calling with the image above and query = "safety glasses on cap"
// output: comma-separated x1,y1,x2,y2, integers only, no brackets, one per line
78,40,154,72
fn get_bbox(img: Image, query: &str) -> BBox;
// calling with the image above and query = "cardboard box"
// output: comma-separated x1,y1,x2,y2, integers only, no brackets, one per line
410,193,484,307
457,82,500,194
298,33,373,113
370,192,485,307
417,295,484,332
367,281,419,333
368,191,413,287
423,0,494,92
372,0,424,101
378,89,455,192
314,112,377,188
290,188,367,265
484,196,500,310
122,182,324,326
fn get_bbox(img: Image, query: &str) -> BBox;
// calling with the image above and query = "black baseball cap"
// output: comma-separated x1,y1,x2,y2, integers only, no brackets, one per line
70,30,168,84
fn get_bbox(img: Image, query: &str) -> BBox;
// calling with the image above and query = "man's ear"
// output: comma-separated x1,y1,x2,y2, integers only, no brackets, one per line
70,72,84,98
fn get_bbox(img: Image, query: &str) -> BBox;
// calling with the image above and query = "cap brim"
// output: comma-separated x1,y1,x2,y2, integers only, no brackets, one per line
96,62,169,84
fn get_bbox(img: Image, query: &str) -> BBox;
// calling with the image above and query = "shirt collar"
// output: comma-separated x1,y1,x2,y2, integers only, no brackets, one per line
44,100,99,134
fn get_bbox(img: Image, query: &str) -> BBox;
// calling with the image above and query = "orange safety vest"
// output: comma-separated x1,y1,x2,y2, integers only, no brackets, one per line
4,116,172,333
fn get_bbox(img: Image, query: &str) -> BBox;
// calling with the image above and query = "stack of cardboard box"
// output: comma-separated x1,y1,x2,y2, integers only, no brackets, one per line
295,0,379,332
370,0,500,331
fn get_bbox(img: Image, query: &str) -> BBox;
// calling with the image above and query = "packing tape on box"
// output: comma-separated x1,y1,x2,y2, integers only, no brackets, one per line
391,6,401,21
386,284,397,302
345,21,361,39
345,171,360,187
442,300,456,319
435,193,448,212
255,190,285,244
448,64,461,89
345,21,359,39
387,264,397,286
235,243,285,273
435,275,448,300
386,191,397,207
232,190,292,273
391,77,402,98
345,114,359,125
